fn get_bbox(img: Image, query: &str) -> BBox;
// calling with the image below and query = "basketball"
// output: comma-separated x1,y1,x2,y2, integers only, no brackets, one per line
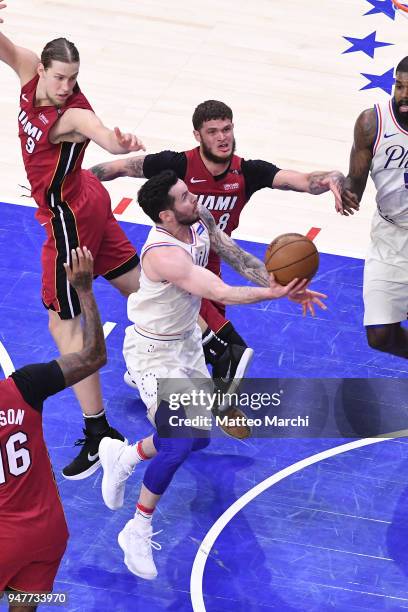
264,233,319,285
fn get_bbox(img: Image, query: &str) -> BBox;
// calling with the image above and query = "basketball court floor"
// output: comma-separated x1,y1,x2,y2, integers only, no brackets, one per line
2,1,408,610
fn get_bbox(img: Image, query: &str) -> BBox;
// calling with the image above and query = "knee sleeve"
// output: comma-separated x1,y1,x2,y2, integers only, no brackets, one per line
143,437,195,495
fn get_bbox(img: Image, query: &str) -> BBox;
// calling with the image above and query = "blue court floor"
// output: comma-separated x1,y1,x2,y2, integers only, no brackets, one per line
1,201,408,611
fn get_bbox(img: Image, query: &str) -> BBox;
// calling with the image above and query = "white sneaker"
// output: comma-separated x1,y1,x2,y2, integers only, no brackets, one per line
99,438,134,510
118,518,162,580
124,370,138,390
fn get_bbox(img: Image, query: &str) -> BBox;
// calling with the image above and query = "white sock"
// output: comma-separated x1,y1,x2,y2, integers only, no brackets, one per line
135,503,154,524
119,440,146,471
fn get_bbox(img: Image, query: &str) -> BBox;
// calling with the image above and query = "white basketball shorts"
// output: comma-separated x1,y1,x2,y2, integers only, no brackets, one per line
363,210,408,326
123,324,212,427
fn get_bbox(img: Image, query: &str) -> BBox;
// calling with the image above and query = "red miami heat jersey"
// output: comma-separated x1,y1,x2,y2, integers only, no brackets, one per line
184,147,247,273
18,75,97,216
0,378,68,546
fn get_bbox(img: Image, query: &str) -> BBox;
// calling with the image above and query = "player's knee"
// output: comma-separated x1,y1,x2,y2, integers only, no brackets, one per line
366,326,393,351
160,438,194,469
48,310,65,340
48,311,82,350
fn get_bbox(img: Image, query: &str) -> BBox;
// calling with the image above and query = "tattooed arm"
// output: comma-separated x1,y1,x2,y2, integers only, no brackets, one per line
56,247,107,387
198,205,270,287
340,108,376,214
89,155,146,181
272,166,353,215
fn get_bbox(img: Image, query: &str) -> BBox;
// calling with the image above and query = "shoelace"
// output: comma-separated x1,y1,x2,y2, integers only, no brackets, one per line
138,529,163,555
114,462,134,484
72,428,93,447
148,530,163,551
74,438,86,447
73,429,111,447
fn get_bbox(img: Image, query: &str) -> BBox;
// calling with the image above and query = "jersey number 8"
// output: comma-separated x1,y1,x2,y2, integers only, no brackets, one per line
217,213,230,231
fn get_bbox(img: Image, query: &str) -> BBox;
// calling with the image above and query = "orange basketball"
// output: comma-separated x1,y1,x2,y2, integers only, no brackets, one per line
264,233,319,285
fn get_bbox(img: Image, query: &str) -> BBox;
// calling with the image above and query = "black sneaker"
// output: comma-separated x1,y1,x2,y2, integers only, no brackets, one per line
62,427,125,480
212,344,254,397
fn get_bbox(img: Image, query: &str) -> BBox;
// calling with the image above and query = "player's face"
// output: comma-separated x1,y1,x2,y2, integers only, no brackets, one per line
170,179,199,226
194,119,236,164
38,60,79,107
394,72,408,123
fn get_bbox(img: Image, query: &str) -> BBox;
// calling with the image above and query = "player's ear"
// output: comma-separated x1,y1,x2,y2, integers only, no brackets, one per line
158,209,173,224
37,63,45,78
193,129,201,144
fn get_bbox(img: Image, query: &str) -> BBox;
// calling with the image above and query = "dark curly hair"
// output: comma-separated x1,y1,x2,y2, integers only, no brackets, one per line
137,170,178,223
192,100,233,130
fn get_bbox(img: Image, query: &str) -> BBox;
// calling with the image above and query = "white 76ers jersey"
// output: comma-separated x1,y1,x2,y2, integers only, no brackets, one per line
127,222,210,340
371,100,408,227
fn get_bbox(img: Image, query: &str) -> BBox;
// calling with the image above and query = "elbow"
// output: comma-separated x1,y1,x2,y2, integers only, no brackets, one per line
98,352,108,369
87,347,107,373
96,347,108,369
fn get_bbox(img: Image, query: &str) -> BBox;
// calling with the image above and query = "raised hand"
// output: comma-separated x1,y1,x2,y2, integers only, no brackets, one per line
314,171,349,214
63,246,94,293
340,188,360,216
114,126,146,152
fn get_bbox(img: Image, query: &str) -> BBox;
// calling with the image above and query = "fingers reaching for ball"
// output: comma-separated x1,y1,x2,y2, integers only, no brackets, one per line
290,288,328,317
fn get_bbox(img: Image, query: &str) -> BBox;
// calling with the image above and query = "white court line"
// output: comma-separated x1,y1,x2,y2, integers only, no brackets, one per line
0,324,115,379
190,436,396,612
0,340,15,377
103,322,117,338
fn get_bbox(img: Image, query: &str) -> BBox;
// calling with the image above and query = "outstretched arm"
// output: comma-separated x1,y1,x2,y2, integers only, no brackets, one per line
198,205,327,315
272,167,356,216
341,108,376,215
50,108,146,154
0,4,39,84
144,245,313,306
90,155,147,181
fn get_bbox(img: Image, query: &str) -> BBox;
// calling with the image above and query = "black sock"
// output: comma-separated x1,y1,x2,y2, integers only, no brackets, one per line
216,321,247,348
202,328,228,365
84,410,110,436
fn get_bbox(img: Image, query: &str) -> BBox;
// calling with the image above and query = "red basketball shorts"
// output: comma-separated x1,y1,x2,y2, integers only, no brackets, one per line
37,171,139,319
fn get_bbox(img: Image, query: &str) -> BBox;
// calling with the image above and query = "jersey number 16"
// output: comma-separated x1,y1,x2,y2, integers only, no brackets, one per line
0,431,31,484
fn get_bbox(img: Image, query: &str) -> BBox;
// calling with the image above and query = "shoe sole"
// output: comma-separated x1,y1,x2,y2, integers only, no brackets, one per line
99,438,124,510
218,406,252,440
61,458,101,481
117,530,157,580
217,347,254,411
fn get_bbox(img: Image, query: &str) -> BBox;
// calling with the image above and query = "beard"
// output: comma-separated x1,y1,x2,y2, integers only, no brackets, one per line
173,208,200,226
394,98,408,125
201,138,236,165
